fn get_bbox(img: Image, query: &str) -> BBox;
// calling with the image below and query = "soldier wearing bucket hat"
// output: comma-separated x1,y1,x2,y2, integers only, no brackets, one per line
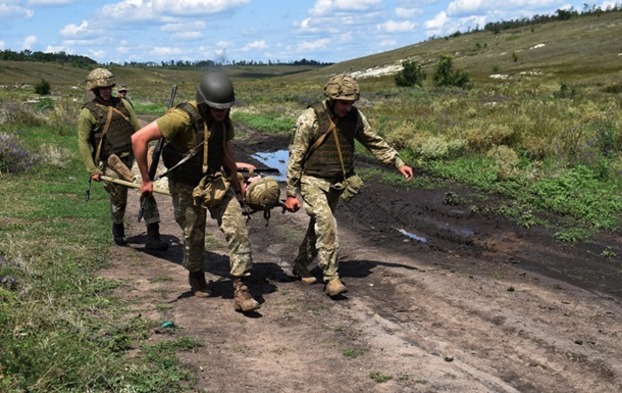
77,68,167,251
284,74,414,297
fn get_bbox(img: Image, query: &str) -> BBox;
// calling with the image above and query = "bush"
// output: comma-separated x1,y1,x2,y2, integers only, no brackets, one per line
433,55,472,89
34,79,51,95
395,60,426,87
0,132,41,175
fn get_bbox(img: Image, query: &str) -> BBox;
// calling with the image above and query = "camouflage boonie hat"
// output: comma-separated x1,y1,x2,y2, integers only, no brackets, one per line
323,74,360,101
86,68,115,90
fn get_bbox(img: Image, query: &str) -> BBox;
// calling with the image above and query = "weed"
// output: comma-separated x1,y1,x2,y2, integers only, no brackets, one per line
600,247,617,258
0,132,41,175
370,371,393,383
342,347,359,358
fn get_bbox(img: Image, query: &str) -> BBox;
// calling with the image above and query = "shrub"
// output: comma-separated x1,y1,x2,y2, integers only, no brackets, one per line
487,145,520,179
433,55,472,89
34,78,51,95
0,132,41,175
395,60,426,87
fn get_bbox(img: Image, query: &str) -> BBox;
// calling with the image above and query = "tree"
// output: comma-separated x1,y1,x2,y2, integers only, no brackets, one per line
395,60,426,87
432,55,471,89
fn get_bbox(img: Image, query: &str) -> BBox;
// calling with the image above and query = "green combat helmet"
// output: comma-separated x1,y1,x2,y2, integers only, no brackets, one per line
323,74,360,102
86,68,115,90
244,176,281,223
196,71,235,109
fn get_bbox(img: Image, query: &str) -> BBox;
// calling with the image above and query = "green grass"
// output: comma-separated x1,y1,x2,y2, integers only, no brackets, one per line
0,120,198,392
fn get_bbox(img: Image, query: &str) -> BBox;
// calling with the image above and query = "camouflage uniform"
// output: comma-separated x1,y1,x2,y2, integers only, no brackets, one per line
286,100,406,282
77,93,160,226
157,101,252,277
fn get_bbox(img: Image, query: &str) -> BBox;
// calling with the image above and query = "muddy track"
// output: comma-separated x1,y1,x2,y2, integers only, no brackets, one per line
98,127,622,392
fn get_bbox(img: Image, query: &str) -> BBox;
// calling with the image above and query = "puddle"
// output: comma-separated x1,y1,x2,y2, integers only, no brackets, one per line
395,228,427,243
251,149,288,181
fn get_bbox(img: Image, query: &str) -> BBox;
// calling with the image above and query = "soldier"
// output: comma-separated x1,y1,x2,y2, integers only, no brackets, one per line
116,85,134,108
284,74,414,297
78,68,168,251
131,71,260,313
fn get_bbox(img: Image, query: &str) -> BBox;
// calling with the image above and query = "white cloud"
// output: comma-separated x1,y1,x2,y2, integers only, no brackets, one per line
0,40,5,49
59,20,90,37
310,0,382,16
0,3,34,19
447,0,562,17
19,35,37,50
297,37,331,51
377,20,416,33
172,31,203,40
150,46,184,57
241,40,267,51
44,45,73,54
395,7,421,18
27,0,76,5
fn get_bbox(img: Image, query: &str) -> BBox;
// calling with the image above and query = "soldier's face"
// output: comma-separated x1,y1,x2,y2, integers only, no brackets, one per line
209,107,229,122
98,86,113,101
332,100,354,118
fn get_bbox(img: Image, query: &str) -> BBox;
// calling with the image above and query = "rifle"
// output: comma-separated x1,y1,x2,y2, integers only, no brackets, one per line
137,84,177,221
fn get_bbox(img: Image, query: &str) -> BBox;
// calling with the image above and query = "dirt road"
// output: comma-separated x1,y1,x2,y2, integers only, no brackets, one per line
99,131,622,393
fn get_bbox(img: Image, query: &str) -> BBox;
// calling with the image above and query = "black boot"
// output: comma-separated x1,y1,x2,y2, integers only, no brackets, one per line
189,270,211,297
112,223,127,246
146,223,168,251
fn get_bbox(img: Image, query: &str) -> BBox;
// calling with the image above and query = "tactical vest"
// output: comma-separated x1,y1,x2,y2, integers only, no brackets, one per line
303,102,358,180
161,102,227,185
83,97,134,160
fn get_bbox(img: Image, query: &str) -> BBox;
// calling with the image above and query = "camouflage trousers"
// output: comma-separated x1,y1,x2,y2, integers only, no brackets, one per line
102,165,160,225
294,175,342,282
169,178,252,276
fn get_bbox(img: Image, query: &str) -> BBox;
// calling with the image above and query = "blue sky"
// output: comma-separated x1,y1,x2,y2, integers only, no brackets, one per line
0,0,617,64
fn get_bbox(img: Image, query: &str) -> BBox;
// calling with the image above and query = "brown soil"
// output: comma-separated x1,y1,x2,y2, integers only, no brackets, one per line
99,129,622,393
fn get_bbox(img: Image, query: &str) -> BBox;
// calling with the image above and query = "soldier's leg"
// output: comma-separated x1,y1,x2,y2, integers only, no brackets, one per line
209,189,259,312
300,182,341,282
170,180,207,273
103,168,128,245
141,195,168,251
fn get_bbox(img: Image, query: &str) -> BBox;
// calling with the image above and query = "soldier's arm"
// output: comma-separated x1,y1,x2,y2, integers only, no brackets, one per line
77,108,101,179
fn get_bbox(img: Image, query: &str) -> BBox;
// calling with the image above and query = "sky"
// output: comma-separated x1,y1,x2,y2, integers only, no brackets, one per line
0,0,618,65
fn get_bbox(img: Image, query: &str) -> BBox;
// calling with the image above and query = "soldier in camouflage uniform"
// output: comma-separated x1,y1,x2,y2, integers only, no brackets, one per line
284,74,414,297
131,71,260,313
77,68,168,251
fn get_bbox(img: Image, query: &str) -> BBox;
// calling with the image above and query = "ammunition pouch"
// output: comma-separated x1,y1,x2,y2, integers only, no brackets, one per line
192,171,230,208
338,173,363,202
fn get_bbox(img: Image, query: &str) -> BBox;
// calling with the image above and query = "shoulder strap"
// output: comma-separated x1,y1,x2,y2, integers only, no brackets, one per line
304,103,337,162
94,107,113,163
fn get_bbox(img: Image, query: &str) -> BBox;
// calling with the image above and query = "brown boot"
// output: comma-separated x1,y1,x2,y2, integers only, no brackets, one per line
189,270,211,298
325,278,347,297
146,223,169,252
232,278,260,312
292,263,317,285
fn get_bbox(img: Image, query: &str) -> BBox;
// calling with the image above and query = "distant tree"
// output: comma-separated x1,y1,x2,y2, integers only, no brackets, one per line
432,55,471,89
395,60,426,87
34,78,51,95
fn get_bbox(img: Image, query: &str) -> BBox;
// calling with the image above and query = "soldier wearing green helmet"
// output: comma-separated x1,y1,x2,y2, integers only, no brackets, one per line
284,74,414,297
131,71,260,313
77,68,168,251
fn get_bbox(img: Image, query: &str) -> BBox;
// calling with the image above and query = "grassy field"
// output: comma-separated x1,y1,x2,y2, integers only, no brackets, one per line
1,10,621,392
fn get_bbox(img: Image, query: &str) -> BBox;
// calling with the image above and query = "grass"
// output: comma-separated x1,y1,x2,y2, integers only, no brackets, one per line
1,10,621,389
0,106,200,392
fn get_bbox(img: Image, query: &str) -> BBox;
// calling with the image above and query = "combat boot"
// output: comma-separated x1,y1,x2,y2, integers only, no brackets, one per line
232,278,260,312
112,223,127,246
189,270,211,298
145,223,169,251
325,277,348,297
292,263,317,285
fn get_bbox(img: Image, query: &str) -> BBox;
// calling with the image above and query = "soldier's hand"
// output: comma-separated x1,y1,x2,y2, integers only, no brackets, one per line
284,196,302,212
90,173,102,182
399,165,414,181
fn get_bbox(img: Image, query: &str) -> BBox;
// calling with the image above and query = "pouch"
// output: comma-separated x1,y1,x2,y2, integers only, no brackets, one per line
340,173,363,202
192,171,230,208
